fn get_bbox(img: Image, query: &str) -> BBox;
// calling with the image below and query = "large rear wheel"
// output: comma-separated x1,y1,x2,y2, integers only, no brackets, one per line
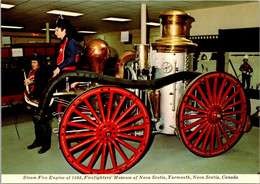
177,72,247,157
59,86,152,174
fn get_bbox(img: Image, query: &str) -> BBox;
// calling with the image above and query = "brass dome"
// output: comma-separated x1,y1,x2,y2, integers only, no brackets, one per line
85,39,110,74
152,10,197,53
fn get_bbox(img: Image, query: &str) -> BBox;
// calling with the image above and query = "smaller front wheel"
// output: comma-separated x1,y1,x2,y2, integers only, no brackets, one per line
177,72,247,157
59,86,152,174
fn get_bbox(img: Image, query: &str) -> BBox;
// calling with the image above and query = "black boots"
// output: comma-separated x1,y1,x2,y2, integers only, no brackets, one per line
29,112,52,154
27,141,42,149
27,141,50,154
38,145,51,154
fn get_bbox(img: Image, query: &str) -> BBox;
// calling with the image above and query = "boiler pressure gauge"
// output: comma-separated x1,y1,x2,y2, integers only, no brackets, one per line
161,62,173,73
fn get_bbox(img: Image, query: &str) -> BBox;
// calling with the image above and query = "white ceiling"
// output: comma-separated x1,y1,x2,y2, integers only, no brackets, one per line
1,0,251,34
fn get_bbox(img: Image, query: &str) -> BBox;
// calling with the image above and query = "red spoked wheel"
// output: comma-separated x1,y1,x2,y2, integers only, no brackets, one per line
177,72,247,157
59,86,151,174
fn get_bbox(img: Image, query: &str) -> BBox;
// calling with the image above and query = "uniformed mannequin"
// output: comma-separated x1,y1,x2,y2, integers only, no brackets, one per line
239,55,253,89
24,52,48,100
53,16,79,77
25,51,51,154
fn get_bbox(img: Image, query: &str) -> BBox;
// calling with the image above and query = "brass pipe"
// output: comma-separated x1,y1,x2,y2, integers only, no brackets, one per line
153,89,161,118
134,44,149,71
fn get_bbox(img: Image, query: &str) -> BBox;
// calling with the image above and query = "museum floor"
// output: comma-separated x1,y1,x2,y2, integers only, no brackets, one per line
1,104,259,175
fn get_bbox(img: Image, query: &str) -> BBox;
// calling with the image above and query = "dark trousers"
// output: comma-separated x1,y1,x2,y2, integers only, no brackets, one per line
242,73,251,89
32,110,52,146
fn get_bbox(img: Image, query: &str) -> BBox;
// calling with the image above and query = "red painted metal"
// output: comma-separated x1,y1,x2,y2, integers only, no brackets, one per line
177,72,247,157
56,102,67,119
59,86,151,174
1,94,24,106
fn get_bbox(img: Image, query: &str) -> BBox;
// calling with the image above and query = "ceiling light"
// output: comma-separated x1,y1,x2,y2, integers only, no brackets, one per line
1,3,16,9
102,17,131,22
78,31,97,34
146,22,160,26
47,10,83,17
41,28,55,31
1,25,23,29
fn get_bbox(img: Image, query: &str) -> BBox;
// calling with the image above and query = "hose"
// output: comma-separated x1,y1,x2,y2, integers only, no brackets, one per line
34,70,201,122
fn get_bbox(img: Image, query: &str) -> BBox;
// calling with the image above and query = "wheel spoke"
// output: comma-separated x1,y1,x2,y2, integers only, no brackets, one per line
100,143,107,171
67,121,96,131
210,125,215,151
97,93,106,122
213,76,218,105
118,125,146,133
219,83,233,105
69,136,96,153
222,116,240,124
197,86,211,107
88,142,103,169
205,78,213,105
73,109,99,127
190,94,209,110
218,123,230,142
108,142,117,168
117,133,144,142
220,120,236,134
76,140,99,163
222,110,242,116
223,100,241,112
106,92,114,122
112,141,128,162
221,90,240,109
66,132,96,139
183,117,207,131
111,96,126,122
201,125,212,151
114,103,137,125
193,124,210,148
184,104,207,114
183,114,207,120
117,114,143,128
83,99,102,124
187,121,207,140
215,124,223,148
116,137,137,153
216,78,227,103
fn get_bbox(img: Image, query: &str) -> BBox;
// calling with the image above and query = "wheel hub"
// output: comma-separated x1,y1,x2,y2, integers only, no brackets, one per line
106,132,111,137
97,123,117,143
208,106,222,124
216,114,222,119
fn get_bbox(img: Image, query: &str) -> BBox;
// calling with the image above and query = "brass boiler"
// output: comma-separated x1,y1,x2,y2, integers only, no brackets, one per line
150,11,197,134
85,39,110,74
